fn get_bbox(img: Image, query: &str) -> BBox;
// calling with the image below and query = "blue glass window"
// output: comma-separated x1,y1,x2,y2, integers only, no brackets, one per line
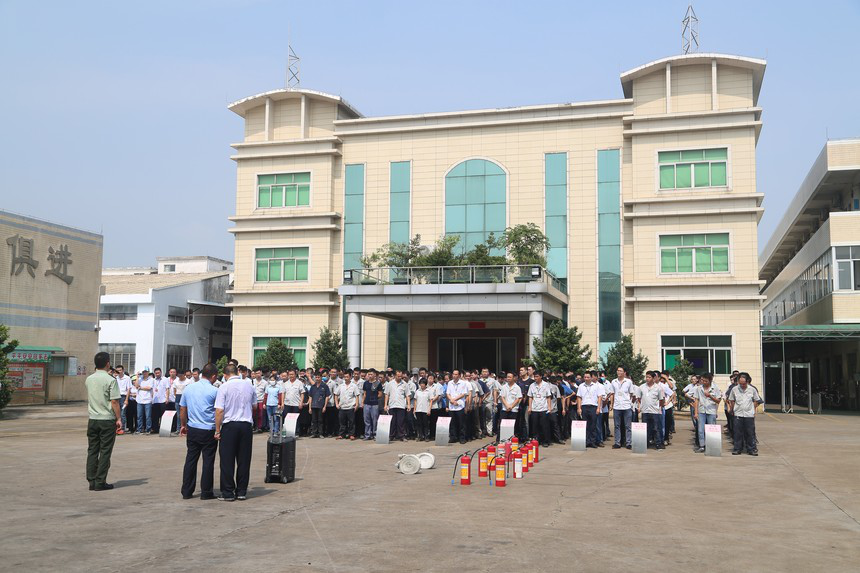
445,159,506,254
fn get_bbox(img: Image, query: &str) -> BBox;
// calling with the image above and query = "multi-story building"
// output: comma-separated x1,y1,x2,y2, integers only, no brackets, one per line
227,53,766,388
760,139,860,411
1,209,103,404
98,258,232,373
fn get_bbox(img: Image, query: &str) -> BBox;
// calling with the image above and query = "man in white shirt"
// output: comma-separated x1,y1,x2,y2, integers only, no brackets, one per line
727,372,762,456
151,368,168,433
527,372,553,447
639,371,666,450
446,370,471,445
334,376,361,440
135,368,154,434
685,374,702,447
384,371,411,442
214,364,257,501
165,368,180,433
498,372,523,438
575,371,606,448
115,365,132,434
280,369,305,434
610,366,634,449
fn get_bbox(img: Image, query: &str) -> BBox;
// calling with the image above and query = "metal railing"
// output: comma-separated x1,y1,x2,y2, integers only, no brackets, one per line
344,265,567,294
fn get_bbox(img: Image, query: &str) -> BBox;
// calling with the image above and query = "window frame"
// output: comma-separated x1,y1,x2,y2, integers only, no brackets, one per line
97,343,136,373
250,335,308,369
442,157,509,256
654,145,732,193
167,305,191,324
165,344,192,373
255,170,313,210
659,333,735,375
253,245,311,284
99,304,138,321
656,231,733,276
833,244,860,291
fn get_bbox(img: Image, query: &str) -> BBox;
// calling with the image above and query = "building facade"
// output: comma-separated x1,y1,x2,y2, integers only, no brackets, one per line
759,139,860,411
1,209,103,404
98,269,232,373
228,53,766,387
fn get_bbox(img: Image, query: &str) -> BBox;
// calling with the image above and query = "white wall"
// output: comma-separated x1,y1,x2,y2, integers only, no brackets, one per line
99,281,229,373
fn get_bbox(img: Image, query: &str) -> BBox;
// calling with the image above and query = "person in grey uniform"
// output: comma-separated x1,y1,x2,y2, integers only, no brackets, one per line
727,372,762,456
693,372,721,453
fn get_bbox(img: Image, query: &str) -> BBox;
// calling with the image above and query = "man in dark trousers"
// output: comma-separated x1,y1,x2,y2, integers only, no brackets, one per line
180,362,219,500
214,364,256,501
85,352,122,491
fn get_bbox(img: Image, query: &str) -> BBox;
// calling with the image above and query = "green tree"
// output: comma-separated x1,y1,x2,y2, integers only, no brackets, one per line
360,235,424,268
311,327,349,370
254,339,297,373
669,358,695,410
215,355,228,377
599,333,649,383
461,233,506,266
524,321,594,373
413,234,463,267
500,223,550,267
0,324,20,413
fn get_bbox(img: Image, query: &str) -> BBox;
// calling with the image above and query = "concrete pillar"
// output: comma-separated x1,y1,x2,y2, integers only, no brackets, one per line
529,311,544,358
347,312,362,368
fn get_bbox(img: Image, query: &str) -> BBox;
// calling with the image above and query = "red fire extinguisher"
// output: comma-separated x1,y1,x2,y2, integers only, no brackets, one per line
460,455,471,485
495,453,506,487
504,440,512,460
531,439,540,463
527,444,535,468
513,451,523,479
512,437,519,452
521,445,530,473
478,449,488,478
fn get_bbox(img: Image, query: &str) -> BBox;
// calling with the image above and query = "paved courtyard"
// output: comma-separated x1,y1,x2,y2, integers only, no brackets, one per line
1,405,858,572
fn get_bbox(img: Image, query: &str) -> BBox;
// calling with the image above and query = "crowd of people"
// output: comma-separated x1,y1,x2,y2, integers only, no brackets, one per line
85,355,763,498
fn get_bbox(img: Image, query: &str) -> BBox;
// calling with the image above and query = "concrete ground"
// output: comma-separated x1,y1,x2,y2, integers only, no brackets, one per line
1,405,858,573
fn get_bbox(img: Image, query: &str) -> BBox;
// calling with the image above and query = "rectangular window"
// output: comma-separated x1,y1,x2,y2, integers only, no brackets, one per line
255,247,309,282
659,233,730,273
99,304,138,320
661,335,733,375
834,245,860,291
658,148,728,190
49,357,68,376
390,161,411,244
98,343,136,373
597,149,621,354
167,306,190,324
163,264,176,272
257,172,311,208
166,344,192,372
252,337,307,369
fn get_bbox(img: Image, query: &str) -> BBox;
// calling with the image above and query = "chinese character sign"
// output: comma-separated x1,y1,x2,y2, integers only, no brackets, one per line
46,244,74,285
6,234,39,278
5,236,73,285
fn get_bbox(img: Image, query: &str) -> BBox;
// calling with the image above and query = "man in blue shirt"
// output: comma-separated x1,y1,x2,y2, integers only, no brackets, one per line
179,362,219,500
305,372,330,438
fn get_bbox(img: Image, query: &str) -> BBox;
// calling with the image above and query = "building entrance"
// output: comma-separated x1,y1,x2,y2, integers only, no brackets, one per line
428,329,526,375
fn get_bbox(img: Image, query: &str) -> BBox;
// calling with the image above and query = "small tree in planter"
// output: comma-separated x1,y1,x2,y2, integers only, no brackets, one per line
254,339,298,373
669,358,695,410
215,355,228,377
0,324,20,414
523,321,594,374
311,327,349,371
500,223,550,267
599,333,649,383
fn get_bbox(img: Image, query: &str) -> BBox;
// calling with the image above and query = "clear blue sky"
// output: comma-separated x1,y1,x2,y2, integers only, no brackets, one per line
2,0,858,267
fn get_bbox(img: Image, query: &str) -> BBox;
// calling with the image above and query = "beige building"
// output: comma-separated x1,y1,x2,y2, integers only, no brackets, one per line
1,209,103,404
227,53,766,387
760,139,860,411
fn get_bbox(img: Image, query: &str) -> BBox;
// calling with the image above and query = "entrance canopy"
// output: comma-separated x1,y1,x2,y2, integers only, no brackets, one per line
761,324,860,342
338,265,568,322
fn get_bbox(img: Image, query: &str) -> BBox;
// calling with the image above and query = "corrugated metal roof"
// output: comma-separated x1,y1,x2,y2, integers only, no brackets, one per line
101,272,229,295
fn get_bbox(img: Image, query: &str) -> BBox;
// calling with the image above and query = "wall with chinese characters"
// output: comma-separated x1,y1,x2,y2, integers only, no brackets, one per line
1,210,103,403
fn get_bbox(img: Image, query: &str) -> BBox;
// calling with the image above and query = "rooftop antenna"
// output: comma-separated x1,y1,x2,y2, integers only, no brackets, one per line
682,5,699,54
287,45,301,88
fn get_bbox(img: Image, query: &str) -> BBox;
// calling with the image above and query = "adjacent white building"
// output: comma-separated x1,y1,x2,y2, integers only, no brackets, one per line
98,258,232,373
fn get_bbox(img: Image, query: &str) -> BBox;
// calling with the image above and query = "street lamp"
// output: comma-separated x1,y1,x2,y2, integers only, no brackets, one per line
530,266,542,280
343,270,353,284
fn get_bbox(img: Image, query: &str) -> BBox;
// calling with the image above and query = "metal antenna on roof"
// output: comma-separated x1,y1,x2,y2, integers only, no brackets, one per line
287,45,301,88
682,5,699,54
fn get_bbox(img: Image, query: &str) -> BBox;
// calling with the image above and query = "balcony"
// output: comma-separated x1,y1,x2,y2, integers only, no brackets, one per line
342,265,567,293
